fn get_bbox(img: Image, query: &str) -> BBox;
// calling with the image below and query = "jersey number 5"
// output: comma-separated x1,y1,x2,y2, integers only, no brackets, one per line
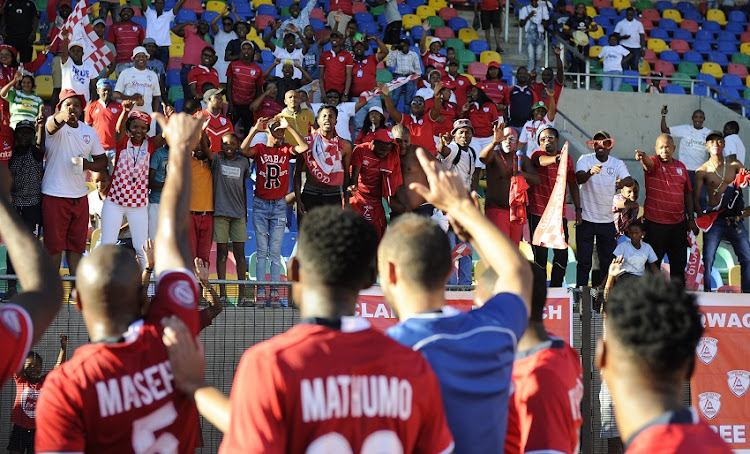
132,402,179,454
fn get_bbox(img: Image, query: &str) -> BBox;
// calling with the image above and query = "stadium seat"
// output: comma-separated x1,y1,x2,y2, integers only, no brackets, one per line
444,37,465,51
255,14,276,33
742,42,750,56
718,87,742,105
639,58,652,75
416,5,436,20
352,1,368,13
664,83,686,94
169,43,184,58
205,0,225,13
662,9,682,24
684,50,704,66
721,73,744,89
693,40,713,56
707,9,728,26
670,39,690,55
641,8,660,24
654,0,672,13
703,20,722,33
670,71,693,89
680,19,699,33
678,61,699,77
354,12,375,24
693,81,710,96
717,42,738,57
649,28,671,42
480,50,501,64
428,0,448,10
466,39,488,55
589,45,602,58
398,3,413,15
434,26,454,40
741,32,750,44
426,15,445,29
35,75,53,100
643,49,658,65
175,8,197,23
622,69,641,88
647,38,668,54
402,14,421,30
167,57,183,71
635,0,653,11
717,30,737,43
709,51,730,68
660,50,680,65
585,5,597,17
619,80,635,91
672,28,693,43
438,6,458,21
309,8,326,20
447,16,469,31
468,61,488,80
732,52,750,67
701,62,724,80
309,18,326,31
729,10,747,25
696,72,718,86
457,48,476,66
640,18,654,32
376,69,393,82
458,27,479,45
166,69,181,87
168,86,184,103
655,59,676,76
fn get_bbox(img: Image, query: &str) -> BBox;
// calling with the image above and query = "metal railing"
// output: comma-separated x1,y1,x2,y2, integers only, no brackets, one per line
556,108,594,140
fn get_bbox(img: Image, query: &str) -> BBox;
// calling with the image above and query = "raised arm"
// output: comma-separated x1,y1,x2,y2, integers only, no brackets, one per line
554,47,564,84
660,105,670,134
409,148,533,311
209,5,226,35
263,22,281,51
0,70,21,99
372,35,389,62
0,166,63,345
378,82,403,124
635,149,654,172
545,87,556,121
277,118,310,154
115,99,136,144
419,20,431,54
60,28,70,64
240,116,268,158
54,334,68,368
479,122,505,165
172,0,187,15
170,21,189,38
152,111,205,274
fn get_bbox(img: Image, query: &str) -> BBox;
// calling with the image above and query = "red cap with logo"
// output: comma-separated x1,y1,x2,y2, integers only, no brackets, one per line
128,110,153,126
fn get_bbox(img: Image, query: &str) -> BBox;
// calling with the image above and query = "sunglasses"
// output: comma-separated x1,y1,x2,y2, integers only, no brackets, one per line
539,135,556,141
586,138,615,150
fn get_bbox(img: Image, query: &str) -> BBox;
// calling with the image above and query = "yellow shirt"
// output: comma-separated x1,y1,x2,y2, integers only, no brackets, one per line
278,108,315,146
190,157,214,212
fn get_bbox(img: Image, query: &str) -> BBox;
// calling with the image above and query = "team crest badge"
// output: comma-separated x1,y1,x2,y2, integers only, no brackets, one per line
83,135,91,144
727,370,750,397
696,337,718,364
698,392,721,419
169,281,196,308
339,56,345,62
250,69,256,76
362,204,375,221
677,168,683,176
111,107,118,113
1,310,22,338
362,159,370,166
220,117,227,125
132,26,137,31
483,107,489,112
607,167,614,176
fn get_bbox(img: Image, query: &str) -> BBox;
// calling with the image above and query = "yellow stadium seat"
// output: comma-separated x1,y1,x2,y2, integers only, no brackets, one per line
170,32,184,45
662,9,683,24
519,242,534,260
639,59,651,75
729,264,741,287
647,38,668,54
35,76,53,100
250,36,267,50
252,0,272,7
462,73,476,84
707,8,728,26
416,5,436,20
701,62,724,80
746,75,750,88
613,0,630,11
109,72,117,80
402,14,422,31
92,1,100,16
480,50,501,64
169,43,184,58
247,27,258,38
429,0,448,9
205,0,225,13
586,5,597,17
589,45,602,58
458,27,479,44
741,42,750,56
589,23,604,40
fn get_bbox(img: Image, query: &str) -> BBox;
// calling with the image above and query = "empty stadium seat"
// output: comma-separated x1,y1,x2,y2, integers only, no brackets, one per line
741,42,750,56
701,62,724,80
480,50,501,64
438,6,458,21
255,14,276,33
660,50,680,65
678,60,700,77
175,8,197,23
683,50,705,65
644,48,658,64
468,61,488,80
444,37,465,51
352,1,369,13
662,9,682,24
718,42,738,57
670,39,690,54
416,5,436,19
664,83,686,94
707,9,728,26
647,38,668,54
614,0,631,10
589,45,602,58
693,40,713,56
729,9,748,25
426,15,444,29
635,0,653,11
434,26,454,40
169,43,184,58
458,27,479,44
654,0,672,13
166,69,180,87
709,51,730,67
703,20,722,32
721,73,744,89
655,59,676,76
672,28,693,43
622,69,642,88
35,75,52,100
376,69,393,82
447,16,469,31
402,14,421,30
641,8,660,23
732,52,750,67
469,40,490,55
680,18,699,33
428,0,448,10
649,28,671,42
457,48,477,65
670,71,693,88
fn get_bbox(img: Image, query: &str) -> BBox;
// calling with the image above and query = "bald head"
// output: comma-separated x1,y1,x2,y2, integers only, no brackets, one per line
655,133,675,163
76,245,143,323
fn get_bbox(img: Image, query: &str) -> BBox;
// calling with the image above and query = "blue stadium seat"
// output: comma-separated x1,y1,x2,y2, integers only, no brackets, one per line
692,82,710,96
468,39,490,55
650,28,671,42
717,41,738,56
410,25,424,41
693,40,713,56
166,69,180,87
728,10,748,25
718,87,741,105
683,50,704,66
683,9,703,23
354,12,375,24
35,61,53,76
257,4,279,18
406,0,423,9
398,3,413,15
658,18,677,33
717,30,737,42
695,30,716,44
696,72,718,86
676,1,696,14
726,21,744,34
654,0,672,12
672,28,693,43
598,36,608,46
709,51,730,67
500,63,514,82
703,20,721,32
599,6,617,17
664,83,686,94
132,16,147,29
660,50,680,65
175,8,197,23
309,18,326,31
276,0,295,8
622,69,641,88
448,17,469,31
173,98,184,113
721,73,744,89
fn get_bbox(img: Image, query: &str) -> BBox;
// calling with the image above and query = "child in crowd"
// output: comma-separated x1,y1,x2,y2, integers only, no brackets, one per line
612,179,639,238
8,334,67,454
612,221,659,279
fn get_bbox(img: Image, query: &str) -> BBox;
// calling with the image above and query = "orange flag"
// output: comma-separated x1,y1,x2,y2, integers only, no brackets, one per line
532,142,569,250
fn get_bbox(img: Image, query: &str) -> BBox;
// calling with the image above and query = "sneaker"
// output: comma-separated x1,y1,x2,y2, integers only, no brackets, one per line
496,46,504,53
255,293,266,308
237,296,254,307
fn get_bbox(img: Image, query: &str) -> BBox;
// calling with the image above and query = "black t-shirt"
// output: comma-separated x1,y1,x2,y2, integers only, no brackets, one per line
3,0,38,37
565,15,592,33
508,85,535,127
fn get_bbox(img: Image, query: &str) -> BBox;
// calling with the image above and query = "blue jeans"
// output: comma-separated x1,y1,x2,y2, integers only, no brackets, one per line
526,27,544,73
390,80,416,115
602,70,623,92
354,96,382,142
447,230,473,285
702,217,750,292
623,47,640,72
576,220,617,287
253,197,286,289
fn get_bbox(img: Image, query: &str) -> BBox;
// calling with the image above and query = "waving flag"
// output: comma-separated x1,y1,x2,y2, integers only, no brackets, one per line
359,75,421,102
51,0,114,73
532,142,569,250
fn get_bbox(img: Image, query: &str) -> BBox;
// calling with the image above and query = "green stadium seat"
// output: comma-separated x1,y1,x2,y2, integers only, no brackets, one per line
677,61,699,78
168,86,184,103
671,72,693,89
457,48,476,66
376,69,393,83
426,15,445,29
444,38,465,51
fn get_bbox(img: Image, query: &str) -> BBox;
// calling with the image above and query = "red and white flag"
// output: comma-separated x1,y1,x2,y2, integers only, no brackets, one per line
359,75,421,102
685,231,704,291
532,142,569,250
51,0,114,73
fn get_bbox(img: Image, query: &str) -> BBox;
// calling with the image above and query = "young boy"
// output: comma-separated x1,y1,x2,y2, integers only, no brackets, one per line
612,221,659,278
612,179,639,238
8,334,67,454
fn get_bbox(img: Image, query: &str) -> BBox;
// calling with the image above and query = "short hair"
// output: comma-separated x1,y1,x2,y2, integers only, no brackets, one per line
317,104,338,118
21,75,35,89
625,6,635,13
222,132,239,142
391,123,410,138
202,46,216,55
284,33,296,41
297,207,379,288
606,273,703,379
724,120,739,134
380,214,452,292
608,33,620,42
183,98,201,114
692,109,705,117
628,220,644,231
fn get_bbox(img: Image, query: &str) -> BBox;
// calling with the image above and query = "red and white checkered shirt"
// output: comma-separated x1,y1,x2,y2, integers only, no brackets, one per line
109,137,157,208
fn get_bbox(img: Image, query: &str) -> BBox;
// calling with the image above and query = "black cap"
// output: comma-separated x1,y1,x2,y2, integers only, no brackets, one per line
15,120,35,131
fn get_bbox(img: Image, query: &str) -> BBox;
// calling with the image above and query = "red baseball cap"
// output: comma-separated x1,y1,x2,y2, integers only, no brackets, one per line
373,128,395,143
0,44,17,59
128,110,152,126
488,61,500,69
56,88,86,111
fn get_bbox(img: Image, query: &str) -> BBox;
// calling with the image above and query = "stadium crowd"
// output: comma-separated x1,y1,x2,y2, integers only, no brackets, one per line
0,0,748,451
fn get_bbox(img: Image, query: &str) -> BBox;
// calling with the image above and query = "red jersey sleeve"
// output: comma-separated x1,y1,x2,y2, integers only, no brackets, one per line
0,305,32,385
35,371,86,453
219,348,287,453
187,67,198,85
25,51,48,74
351,144,365,167
501,82,511,105
138,25,146,42
414,361,455,454
84,102,94,125
148,269,200,337
345,52,354,66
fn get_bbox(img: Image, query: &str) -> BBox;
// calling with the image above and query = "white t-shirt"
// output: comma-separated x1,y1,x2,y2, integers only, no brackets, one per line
311,101,356,141
439,143,475,189
598,45,630,72
520,4,549,33
213,29,238,84
42,122,106,198
724,134,746,165
614,18,645,49
115,67,161,114
520,114,555,156
613,239,657,276
576,153,631,223
144,8,176,47
61,58,97,103
669,124,711,171
272,47,304,79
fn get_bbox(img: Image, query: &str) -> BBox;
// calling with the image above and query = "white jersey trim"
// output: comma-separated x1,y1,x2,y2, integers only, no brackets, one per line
4,304,33,375
411,325,518,352
436,441,455,454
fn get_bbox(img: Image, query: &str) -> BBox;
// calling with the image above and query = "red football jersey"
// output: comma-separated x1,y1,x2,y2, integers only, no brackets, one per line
198,110,234,154
626,409,733,454
505,338,583,454
0,305,33,386
12,374,45,429
35,270,201,454
219,318,455,454
252,143,294,200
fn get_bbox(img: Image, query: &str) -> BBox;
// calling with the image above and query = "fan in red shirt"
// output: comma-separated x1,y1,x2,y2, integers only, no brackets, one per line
226,41,264,132
426,82,460,137
106,5,146,66
477,62,511,114
420,21,447,76
443,59,473,108
85,79,123,153
0,116,14,164
530,47,565,104
350,128,403,237
161,206,455,454
382,81,442,156
34,112,206,454
494,264,583,454
319,31,354,103
0,165,62,388
200,88,234,153
187,47,220,100
599,271,732,454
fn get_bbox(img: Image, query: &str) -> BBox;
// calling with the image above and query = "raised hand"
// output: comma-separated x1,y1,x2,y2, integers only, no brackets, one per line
194,257,209,284
422,19,430,31
408,148,472,214
661,105,668,116
276,117,290,129
59,333,68,349
376,81,390,96
608,255,626,278
142,238,155,270
492,120,506,144
635,150,647,161
152,111,205,153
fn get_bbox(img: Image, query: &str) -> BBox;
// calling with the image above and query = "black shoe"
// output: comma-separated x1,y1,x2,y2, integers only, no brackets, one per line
496,47,504,53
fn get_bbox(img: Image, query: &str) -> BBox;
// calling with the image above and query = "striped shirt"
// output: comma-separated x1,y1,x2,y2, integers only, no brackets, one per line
3,89,43,128
643,156,691,225
226,60,264,105
106,21,146,64
386,50,422,76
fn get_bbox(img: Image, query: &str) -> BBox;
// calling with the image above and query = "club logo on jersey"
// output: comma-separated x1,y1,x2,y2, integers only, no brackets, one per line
727,370,750,397
20,387,40,418
362,159,370,166
111,107,118,113
698,392,721,420
607,167,614,175
250,69,256,76
483,107,490,112
339,56,345,62
169,280,196,308
220,117,227,126
362,204,375,221
696,337,718,364
83,135,91,144
676,168,683,176
1,309,22,338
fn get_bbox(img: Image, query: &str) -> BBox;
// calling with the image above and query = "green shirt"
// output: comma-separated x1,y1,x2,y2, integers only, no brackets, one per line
3,88,43,128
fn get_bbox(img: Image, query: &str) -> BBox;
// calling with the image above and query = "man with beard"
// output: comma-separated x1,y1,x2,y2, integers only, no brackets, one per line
294,105,352,227
480,123,540,246
575,130,632,287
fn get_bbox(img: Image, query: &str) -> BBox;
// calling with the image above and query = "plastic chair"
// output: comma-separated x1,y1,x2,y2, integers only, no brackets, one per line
677,61,699,77
655,59,676,76
434,26,454,40
589,45,602,58
469,40,491,55
166,69,181,87
732,52,750,67
175,8,197,23
169,43,184,58
467,61,488,80
680,18,699,33
426,15,445,29
660,50,680,65
376,68,393,83
728,62,749,78
622,69,641,88
709,51,730,68
703,20,722,32
672,28,693,43
639,58,652,75
168,86,184,103
670,71,693,88
717,42,738,56
728,264,741,287
635,0,653,11
458,27,479,45
670,38,690,54
649,28,671,42
654,0,672,12
457,48,477,65
641,8,660,23
254,14,276,32
443,37,464,51
693,40,714,57
643,48,658,64
729,9,748,25
659,17,678,33
480,50,501,64
415,5,436,20
35,75,53,100
647,38,668,54
684,50,705,66
402,14,421,30
205,0,225,12
707,8,728,26
696,72,718,86
662,9,682,23
664,83,686,94
742,42,750,56
702,62,724,79
614,0,631,10
721,73,744,89
447,16,469,31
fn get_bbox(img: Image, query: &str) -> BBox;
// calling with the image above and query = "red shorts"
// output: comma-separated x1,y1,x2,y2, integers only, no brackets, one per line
485,206,523,246
350,195,386,238
189,212,213,263
42,194,89,254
